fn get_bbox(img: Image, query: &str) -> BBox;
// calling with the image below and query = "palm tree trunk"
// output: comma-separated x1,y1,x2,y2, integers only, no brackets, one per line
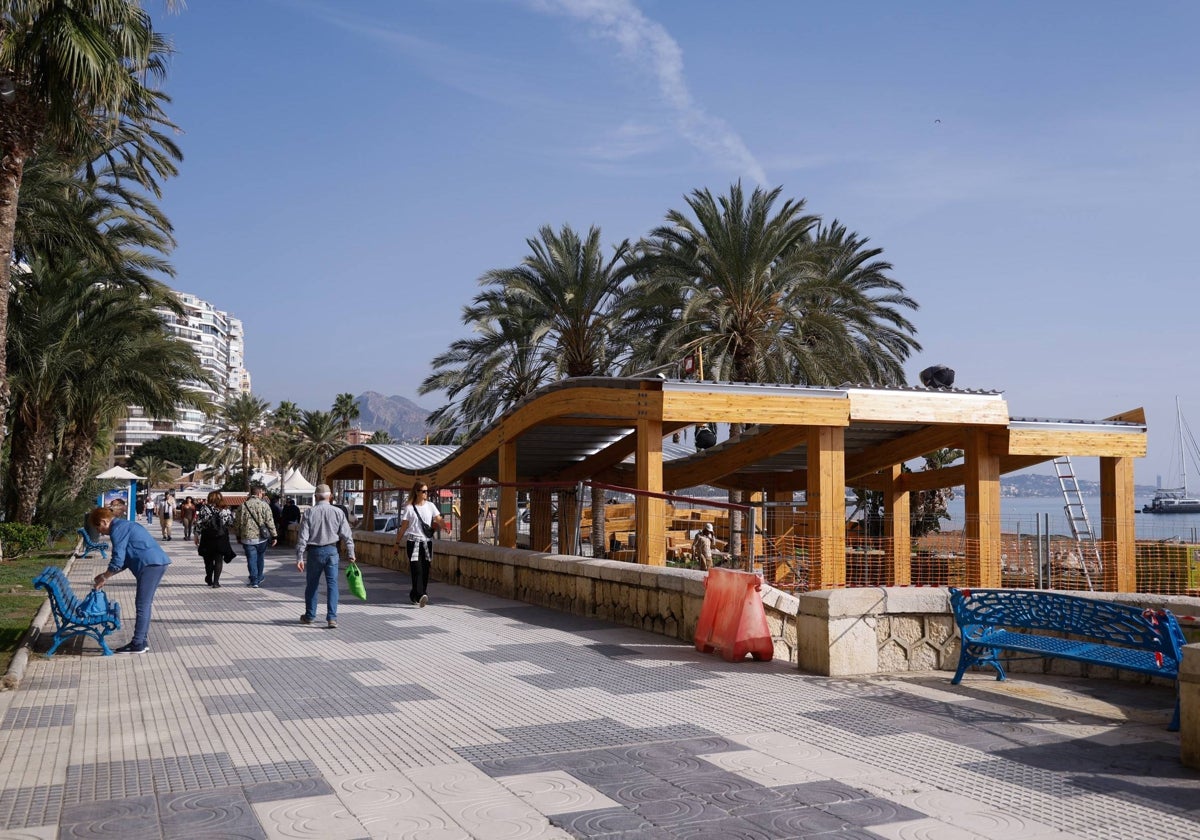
590,483,606,558
10,415,54,523
63,429,100,499
0,151,28,474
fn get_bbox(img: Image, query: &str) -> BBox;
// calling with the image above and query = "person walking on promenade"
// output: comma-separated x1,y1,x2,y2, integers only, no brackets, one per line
157,492,175,540
296,483,355,629
280,497,301,546
179,496,197,540
90,506,171,654
235,484,277,588
195,490,236,587
394,481,443,607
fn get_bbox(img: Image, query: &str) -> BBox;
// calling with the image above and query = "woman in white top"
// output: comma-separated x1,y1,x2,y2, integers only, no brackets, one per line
394,481,443,607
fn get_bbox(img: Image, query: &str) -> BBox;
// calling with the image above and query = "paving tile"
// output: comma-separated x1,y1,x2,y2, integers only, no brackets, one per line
158,787,267,839
496,770,621,815
251,794,367,839
6,552,1200,840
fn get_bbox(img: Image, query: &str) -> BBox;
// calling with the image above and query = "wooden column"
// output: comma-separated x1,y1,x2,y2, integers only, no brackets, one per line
558,485,580,556
530,485,553,553
884,464,911,586
498,441,517,549
362,467,376,527
635,417,666,566
460,478,479,544
766,488,795,586
807,426,846,589
1100,456,1136,592
964,428,1001,587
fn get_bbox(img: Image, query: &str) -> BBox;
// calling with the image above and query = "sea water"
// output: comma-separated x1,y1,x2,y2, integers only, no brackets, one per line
941,494,1200,542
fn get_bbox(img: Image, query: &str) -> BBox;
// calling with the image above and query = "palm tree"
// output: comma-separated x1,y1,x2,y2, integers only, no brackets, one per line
291,410,343,482
420,295,557,443
367,430,394,444
476,224,632,378
425,223,632,552
332,392,360,436
623,183,921,555
0,0,182,468
132,455,173,490
204,393,271,491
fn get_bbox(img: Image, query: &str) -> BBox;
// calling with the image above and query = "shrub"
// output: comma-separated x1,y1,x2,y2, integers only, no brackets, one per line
0,523,51,561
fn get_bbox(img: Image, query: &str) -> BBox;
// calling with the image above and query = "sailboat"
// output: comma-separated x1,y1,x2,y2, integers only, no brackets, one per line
1143,397,1200,513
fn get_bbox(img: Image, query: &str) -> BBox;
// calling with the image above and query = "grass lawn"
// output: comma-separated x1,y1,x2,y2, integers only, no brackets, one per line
0,548,69,674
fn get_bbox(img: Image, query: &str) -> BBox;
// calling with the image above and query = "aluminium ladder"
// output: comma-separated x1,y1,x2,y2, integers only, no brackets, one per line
1052,456,1101,590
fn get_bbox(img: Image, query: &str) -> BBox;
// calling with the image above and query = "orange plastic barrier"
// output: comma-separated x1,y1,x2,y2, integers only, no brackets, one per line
694,568,774,662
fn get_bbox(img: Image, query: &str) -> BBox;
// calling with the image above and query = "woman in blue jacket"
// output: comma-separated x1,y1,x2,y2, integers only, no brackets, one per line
90,507,171,654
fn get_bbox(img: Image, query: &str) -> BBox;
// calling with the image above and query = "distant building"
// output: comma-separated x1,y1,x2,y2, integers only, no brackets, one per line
113,291,250,462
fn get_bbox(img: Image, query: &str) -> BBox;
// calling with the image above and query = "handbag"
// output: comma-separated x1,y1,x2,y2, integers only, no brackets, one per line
345,562,367,601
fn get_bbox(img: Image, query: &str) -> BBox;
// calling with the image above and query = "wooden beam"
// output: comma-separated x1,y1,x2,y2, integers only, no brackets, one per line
1005,428,1146,458
884,464,911,586
635,417,666,566
558,485,579,555
849,390,1009,425
1100,456,1136,592
845,425,966,483
663,424,812,490
662,391,849,426
964,427,1001,587
1106,407,1146,424
460,478,479,544
498,441,517,548
807,425,846,589
555,421,689,482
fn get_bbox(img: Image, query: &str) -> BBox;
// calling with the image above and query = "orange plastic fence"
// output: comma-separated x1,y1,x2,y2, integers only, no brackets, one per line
694,568,774,662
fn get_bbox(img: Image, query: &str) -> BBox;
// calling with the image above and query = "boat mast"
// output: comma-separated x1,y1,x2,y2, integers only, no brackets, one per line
1179,396,1189,496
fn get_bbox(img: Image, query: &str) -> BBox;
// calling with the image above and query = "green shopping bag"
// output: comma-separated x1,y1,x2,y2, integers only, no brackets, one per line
345,562,367,601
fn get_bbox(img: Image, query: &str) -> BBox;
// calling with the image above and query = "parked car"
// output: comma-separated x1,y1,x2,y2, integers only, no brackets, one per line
374,514,399,533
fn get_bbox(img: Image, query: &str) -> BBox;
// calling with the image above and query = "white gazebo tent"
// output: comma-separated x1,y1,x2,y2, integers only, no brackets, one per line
267,468,317,504
96,466,143,520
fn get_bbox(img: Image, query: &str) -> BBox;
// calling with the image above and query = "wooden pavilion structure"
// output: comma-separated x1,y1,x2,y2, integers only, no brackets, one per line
324,377,1147,591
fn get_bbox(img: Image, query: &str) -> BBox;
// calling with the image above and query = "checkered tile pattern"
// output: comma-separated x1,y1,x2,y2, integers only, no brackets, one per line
1,523,1197,838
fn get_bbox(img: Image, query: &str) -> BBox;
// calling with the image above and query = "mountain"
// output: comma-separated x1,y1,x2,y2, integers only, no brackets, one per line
354,392,433,442
1000,472,1157,497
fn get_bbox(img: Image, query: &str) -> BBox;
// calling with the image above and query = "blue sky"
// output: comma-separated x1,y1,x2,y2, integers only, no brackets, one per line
157,1,1198,484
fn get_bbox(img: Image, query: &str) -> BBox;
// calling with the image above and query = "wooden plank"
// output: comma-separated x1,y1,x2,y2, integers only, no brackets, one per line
1005,428,1147,457
662,392,849,426
1106,407,1146,424
849,390,1009,425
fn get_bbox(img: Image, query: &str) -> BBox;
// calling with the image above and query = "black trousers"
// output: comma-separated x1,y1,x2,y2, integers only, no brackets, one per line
201,552,224,585
406,540,432,602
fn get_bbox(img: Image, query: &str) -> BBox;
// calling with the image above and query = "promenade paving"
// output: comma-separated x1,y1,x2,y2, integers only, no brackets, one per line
1,520,1198,839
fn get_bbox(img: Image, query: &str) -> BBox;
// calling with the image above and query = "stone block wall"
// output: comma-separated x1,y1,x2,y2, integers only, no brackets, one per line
353,533,1200,686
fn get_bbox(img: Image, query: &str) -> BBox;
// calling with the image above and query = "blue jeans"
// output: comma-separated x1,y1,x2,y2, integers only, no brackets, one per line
244,540,267,585
304,545,339,621
132,563,167,646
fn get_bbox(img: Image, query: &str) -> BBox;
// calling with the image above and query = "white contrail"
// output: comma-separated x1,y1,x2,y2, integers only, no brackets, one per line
528,0,769,184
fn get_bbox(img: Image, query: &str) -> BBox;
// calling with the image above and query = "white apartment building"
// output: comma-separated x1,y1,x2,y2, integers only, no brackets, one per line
112,292,250,462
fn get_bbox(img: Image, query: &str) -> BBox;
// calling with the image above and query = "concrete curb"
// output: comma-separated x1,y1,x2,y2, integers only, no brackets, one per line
1,554,76,692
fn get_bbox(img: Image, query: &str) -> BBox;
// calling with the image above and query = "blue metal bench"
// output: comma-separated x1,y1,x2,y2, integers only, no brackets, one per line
33,566,122,656
74,527,108,561
949,587,1185,731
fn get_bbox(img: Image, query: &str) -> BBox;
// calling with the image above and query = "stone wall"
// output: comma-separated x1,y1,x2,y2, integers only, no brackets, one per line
354,533,1200,683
